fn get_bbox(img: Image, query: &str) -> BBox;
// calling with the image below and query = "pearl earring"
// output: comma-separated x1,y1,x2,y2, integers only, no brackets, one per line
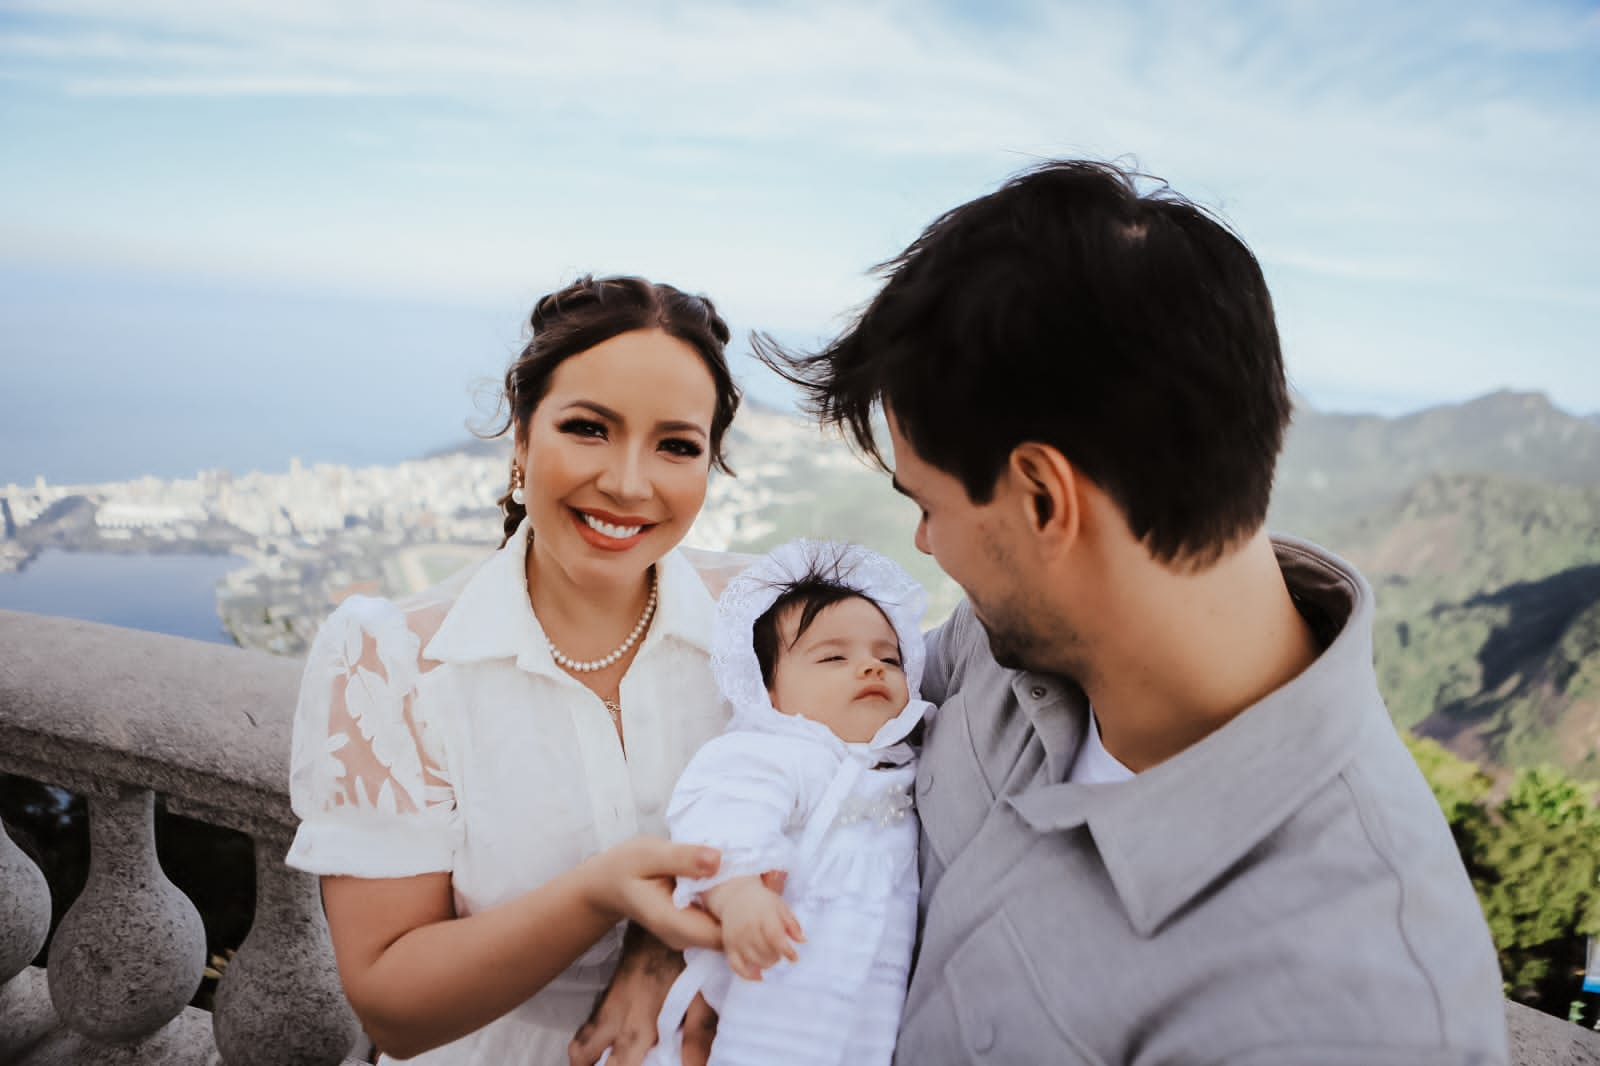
511,465,526,506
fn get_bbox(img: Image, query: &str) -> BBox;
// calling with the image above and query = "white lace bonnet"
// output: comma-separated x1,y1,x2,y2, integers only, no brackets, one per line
711,539,929,730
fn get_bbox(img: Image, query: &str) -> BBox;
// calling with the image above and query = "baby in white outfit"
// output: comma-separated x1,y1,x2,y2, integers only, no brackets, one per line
644,540,930,1066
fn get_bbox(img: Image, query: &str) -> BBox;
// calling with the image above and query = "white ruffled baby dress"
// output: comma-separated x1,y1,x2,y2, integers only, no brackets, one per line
644,540,932,1066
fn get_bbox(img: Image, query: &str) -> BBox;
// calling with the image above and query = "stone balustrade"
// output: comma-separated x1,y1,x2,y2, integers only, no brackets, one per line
0,608,364,1065
2,606,1600,1065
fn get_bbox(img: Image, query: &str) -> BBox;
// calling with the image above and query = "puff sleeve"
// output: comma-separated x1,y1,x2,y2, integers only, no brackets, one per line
286,595,459,878
665,732,834,908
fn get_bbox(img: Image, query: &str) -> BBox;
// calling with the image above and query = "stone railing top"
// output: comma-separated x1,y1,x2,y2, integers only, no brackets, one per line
1507,1000,1600,1064
0,608,303,838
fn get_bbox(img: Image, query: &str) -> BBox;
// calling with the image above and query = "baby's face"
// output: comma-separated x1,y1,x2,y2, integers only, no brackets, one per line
767,596,910,744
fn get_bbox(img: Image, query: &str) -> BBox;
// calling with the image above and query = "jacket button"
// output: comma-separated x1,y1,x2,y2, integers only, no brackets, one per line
1030,685,1047,700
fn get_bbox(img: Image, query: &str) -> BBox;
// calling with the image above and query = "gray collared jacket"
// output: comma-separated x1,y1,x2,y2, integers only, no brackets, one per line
897,536,1508,1065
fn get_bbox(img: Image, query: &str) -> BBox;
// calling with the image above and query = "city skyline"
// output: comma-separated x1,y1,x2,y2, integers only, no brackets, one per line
3,0,1597,484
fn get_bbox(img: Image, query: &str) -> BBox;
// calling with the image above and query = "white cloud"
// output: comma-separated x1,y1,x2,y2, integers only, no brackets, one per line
65,73,377,95
1,0,1597,408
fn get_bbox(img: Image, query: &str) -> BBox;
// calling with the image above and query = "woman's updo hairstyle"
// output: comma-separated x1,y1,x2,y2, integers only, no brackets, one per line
487,275,741,545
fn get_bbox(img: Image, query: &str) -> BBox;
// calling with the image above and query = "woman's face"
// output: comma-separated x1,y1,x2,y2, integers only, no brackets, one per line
517,328,718,586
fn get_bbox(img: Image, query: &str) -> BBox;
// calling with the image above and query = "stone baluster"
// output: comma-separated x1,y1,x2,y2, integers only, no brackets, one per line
46,786,207,1045
0,817,51,983
213,832,362,1065
1,817,56,1057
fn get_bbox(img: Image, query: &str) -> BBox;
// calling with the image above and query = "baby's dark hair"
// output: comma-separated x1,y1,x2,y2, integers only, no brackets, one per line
751,575,902,690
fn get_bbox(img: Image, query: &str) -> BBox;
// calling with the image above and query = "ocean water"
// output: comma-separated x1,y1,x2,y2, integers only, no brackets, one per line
0,550,243,644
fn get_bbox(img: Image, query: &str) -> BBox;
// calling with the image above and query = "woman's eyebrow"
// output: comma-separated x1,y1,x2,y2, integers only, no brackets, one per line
560,401,707,438
656,419,708,439
562,400,621,421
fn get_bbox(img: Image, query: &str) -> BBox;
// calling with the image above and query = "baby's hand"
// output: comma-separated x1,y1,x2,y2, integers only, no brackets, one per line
702,877,804,981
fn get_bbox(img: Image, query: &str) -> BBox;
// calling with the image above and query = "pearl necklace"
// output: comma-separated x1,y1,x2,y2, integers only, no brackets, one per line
547,572,658,674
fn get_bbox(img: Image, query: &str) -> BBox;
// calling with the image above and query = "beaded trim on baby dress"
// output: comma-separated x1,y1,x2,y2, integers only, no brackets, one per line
830,780,916,830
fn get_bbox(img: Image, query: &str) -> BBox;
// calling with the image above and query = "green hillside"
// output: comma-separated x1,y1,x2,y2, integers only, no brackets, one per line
1321,474,1600,779
1279,393,1600,783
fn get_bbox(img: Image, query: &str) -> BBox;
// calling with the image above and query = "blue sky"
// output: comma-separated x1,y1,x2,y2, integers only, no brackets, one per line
2,0,1597,484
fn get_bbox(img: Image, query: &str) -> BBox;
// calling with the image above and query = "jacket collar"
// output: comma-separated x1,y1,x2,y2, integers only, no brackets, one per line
1006,535,1381,937
423,519,716,677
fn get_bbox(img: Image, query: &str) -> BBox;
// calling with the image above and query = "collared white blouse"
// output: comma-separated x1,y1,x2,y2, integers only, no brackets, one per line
287,519,731,1065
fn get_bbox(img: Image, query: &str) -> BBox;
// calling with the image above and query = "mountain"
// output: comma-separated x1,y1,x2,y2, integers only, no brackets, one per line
1271,390,1600,541
1273,394,1600,781
412,388,1600,781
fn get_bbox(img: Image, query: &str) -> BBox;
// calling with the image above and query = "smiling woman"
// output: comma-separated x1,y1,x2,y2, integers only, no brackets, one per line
283,275,744,1065
518,329,721,583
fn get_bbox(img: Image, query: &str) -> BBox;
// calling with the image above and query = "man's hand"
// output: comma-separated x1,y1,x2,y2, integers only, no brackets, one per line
702,877,804,982
568,925,684,1066
680,993,718,1066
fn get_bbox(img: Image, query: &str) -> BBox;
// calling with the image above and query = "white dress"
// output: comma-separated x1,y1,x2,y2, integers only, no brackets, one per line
644,540,931,1066
286,518,730,1066
647,713,923,1066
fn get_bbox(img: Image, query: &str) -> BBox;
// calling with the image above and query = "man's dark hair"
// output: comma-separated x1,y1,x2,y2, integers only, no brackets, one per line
752,579,885,690
757,159,1290,566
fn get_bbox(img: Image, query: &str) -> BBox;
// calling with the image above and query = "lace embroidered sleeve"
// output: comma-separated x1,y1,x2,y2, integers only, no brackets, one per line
286,594,458,878
665,733,822,907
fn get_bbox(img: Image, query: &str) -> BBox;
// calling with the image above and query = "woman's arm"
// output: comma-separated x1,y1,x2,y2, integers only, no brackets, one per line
323,837,722,1060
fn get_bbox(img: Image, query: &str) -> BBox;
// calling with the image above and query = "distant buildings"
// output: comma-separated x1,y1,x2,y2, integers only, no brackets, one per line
0,408,958,654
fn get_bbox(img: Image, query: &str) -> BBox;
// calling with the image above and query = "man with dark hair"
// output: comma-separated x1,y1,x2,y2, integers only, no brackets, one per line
759,160,1507,1064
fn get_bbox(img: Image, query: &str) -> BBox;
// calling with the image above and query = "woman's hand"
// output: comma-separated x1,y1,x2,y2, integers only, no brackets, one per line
581,837,725,951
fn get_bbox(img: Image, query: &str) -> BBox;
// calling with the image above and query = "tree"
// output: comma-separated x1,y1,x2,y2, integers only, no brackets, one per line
1407,736,1600,1010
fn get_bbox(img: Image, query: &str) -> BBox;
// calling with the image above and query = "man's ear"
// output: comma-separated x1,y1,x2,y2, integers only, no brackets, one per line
1008,443,1080,549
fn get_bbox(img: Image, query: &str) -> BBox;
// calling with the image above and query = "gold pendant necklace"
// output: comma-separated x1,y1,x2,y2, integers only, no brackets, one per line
601,697,623,725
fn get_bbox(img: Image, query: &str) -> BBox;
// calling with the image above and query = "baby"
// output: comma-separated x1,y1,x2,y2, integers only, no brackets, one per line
645,540,931,1066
